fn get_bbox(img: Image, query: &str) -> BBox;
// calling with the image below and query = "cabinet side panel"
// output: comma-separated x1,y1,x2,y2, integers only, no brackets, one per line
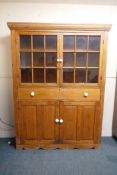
11,30,19,144
112,77,117,137
96,32,108,143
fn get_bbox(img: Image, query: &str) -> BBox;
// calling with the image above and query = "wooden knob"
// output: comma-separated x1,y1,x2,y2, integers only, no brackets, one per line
84,92,88,97
30,91,35,97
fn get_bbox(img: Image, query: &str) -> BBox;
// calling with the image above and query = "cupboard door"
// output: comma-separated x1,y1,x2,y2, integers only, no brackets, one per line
60,101,97,143
61,34,101,85
18,101,59,145
37,101,59,143
19,102,38,145
19,34,59,85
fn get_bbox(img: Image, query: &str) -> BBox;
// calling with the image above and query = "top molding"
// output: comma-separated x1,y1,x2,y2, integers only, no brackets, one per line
7,22,112,31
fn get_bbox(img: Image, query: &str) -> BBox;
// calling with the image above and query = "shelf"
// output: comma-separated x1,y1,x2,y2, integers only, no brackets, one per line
63,50,100,53
33,49,57,53
20,49,57,52
20,49,32,52
33,67,57,69
20,67,32,69
63,67,99,69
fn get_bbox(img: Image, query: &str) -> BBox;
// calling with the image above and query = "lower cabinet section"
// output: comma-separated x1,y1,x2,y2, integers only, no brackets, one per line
17,100,101,149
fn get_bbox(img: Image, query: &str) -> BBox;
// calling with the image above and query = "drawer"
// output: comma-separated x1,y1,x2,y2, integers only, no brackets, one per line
18,88,59,100
18,88,100,101
59,88,100,101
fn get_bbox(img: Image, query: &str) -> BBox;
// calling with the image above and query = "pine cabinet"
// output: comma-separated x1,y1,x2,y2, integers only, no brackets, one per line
8,23,111,149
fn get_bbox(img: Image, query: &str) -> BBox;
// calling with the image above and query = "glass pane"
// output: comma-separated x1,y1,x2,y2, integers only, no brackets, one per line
20,35,31,49
63,36,75,50
20,52,31,67
46,69,57,83
88,36,100,51
33,35,44,49
75,69,86,83
63,68,74,83
46,52,57,67
63,53,74,67
46,35,57,50
76,36,88,50
88,53,99,67
76,53,87,67
87,69,98,83
34,68,44,83
33,52,44,67
21,68,32,83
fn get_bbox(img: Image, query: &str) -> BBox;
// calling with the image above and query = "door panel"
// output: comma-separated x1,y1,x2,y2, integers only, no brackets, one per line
60,103,77,142
19,103,37,141
60,102,77,143
77,105,95,140
60,101,96,143
37,101,59,143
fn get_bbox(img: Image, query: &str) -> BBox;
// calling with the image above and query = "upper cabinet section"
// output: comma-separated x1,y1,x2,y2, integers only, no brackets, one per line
7,22,111,87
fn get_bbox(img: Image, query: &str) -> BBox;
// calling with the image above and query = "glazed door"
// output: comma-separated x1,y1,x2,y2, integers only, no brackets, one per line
60,34,102,86
19,33,59,86
59,101,97,143
18,101,59,145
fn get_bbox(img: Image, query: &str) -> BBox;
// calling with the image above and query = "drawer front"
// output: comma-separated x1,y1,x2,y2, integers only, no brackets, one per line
18,88,59,100
18,88,100,101
59,88,100,101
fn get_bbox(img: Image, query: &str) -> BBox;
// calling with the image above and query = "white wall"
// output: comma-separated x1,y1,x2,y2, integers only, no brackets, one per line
0,2,117,137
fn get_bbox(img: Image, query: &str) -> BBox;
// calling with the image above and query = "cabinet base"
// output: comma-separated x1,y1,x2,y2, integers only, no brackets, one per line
16,143,101,150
